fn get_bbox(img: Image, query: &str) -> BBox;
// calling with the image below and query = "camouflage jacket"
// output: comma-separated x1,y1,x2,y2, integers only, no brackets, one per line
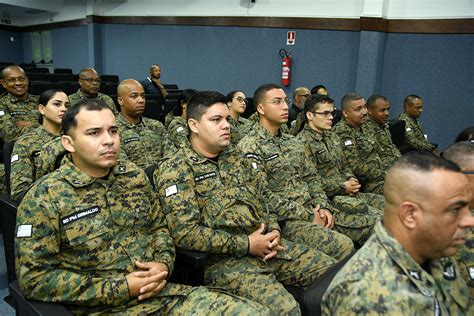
332,119,386,184
289,111,306,136
164,111,175,129
116,114,176,169
398,112,437,152
0,93,39,142
229,115,253,144
155,142,280,259
297,125,355,197
248,112,290,134
167,116,189,148
10,126,59,201
238,123,333,219
363,119,401,170
322,222,472,315
15,158,191,312
68,89,118,115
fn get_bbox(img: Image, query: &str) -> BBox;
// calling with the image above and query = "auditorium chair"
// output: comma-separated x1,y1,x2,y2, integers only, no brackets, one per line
241,97,255,118
100,75,119,83
388,119,413,154
53,68,73,74
24,67,49,74
143,99,165,123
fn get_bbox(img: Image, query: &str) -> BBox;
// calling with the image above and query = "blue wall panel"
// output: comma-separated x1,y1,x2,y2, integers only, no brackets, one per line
0,30,23,64
52,26,89,73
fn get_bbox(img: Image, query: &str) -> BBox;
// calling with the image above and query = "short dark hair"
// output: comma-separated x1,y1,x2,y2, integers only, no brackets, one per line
310,84,327,95
61,98,111,135
391,151,461,174
403,94,422,108
366,94,388,109
443,141,474,170
253,83,282,106
173,89,199,116
304,94,334,113
187,91,227,122
340,92,364,111
38,89,65,125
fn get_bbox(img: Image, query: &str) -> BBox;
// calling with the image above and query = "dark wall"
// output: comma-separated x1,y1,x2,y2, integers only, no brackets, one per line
0,30,24,64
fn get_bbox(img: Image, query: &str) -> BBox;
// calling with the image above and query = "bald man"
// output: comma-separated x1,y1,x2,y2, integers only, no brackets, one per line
116,79,175,169
288,86,310,128
444,141,474,298
0,65,39,141
68,68,117,114
322,151,473,315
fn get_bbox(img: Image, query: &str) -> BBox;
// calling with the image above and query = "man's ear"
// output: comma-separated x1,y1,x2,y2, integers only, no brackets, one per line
305,111,313,122
188,118,199,134
0,80,5,89
398,201,419,230
117,96,124,106
342,110,349,119
61,135,75,153
256,103,264,115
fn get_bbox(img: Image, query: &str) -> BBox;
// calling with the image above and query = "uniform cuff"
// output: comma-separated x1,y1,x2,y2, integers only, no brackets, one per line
110,276,130,306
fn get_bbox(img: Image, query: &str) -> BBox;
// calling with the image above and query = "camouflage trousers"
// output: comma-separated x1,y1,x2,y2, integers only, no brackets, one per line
357,192,385,210
331,195,383,244
454,229,474,298
282,220,354,261
361,178,384,195
205,238,337,315
84,284,269,315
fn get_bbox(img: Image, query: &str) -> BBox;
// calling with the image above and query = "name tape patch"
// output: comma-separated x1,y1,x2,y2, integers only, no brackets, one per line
344,140,353,146
10,111,26,116
17,224,32,238
245,153,259,160
124,136,140,144
11,154,19,163
61,206,101,227
265,154,279,162
194,172,217,182
406,127,412,132
176,126,184,133
165,184,178,197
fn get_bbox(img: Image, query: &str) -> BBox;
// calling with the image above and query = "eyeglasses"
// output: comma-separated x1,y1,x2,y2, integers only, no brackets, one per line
80,77,101,84
234,97,248,104
297,94,310,98
265,98,289,106
310,110,335,118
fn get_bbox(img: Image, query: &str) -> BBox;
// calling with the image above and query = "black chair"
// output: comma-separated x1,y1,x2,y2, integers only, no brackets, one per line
388,119,412,154
100,82,119,96
19,63,35,68
0,194,18,283
332,109,343,126
242,97,255,118
164,99,179,117
50,74,75,83
24,68,49,74
164,84,179,90
28,82,61,95
100,75,119,83
109,94,120,112
143,100,165,123
0,61,14,67
53,68,72,74
4,141,15,195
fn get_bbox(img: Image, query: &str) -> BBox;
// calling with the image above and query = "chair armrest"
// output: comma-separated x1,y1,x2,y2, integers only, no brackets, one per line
175,248,208,269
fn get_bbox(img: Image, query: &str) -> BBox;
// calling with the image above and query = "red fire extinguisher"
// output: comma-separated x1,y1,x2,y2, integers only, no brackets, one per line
280,48,291,86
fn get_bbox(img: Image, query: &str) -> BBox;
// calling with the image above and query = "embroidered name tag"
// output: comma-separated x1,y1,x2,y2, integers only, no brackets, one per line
344,140,353,146
61,206,101,227
194,172,217,182
245,153,259,160
17,224,32,238
10,111,26,116
124,136,140,144
265,154,279,161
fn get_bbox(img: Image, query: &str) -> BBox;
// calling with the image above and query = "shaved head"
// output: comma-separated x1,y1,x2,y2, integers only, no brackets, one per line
1,65,25,79
117,79,142,96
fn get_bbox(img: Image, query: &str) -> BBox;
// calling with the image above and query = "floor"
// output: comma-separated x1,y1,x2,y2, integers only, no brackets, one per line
0,234,15,315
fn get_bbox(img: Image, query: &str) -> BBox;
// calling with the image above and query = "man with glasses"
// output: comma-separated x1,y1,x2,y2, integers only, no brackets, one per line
364,94,401,170
69,68,117,114
332,93,385,194
297,94,385,244
288,86,310,128
239,83,354,259
0,65,39,142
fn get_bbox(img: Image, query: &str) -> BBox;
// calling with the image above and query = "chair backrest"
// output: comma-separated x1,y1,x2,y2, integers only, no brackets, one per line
144,164,158,190
4,141,15,195
25,67,49,74
100,75,119,83
388,119,406,147
53,68,73,74
164,84,179,90
242,97,255,118
143,100,165,123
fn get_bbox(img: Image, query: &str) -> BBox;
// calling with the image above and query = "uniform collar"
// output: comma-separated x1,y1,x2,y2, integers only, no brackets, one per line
301,124,324,141
117,113,145,128
400,112,417,123
181,141,235,165
254,122,288,141
75,89,99,99
5,93,36,104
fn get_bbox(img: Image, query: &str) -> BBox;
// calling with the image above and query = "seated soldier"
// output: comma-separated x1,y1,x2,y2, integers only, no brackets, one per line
364,94,401,170
297,94,385,244
0,65,40,142
69,68,117,114
10,89,69,202
332,93,386,194
443,141,474,298
322,152,473,315
156,91,338,315
225,90,253,144
168,89,198,147
15,98,269,315
116,79,176,169
288,87,310,129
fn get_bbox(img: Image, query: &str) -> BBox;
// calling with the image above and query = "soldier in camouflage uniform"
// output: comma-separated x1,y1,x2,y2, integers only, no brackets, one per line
0,65,40,142
10,89,69,202
238,84,355,252
16,98,269,315
365,94,401,170
443,141,474,298
156,91,338,315
297,94,385,244
332,93,385,194
68,68,118,114
116,79,175,169
398,94,440,155
226,90,253,144
167,89,197,147
322,152,473,315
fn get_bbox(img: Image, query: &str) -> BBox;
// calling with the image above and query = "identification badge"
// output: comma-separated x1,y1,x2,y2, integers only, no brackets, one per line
344,140,353,146
165,184,178,197
17,224,32,238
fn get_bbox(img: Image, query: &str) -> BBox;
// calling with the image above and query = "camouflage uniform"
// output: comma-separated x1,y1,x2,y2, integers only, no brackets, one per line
10,126,59,201
248,111,290,134
164,111,175,129
156,142,338,315
68,89,118,115
238,123,355,253
322,222,472,315
454,230,474,298
0,164,6,195
297,125,384,243
229,116,253,144
167,116,189,148
16,157,269,315
289,111,306,136
332,119,385,194
116,114,176,169
363,118,401,170
0,93,39,142
398,112,437,152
